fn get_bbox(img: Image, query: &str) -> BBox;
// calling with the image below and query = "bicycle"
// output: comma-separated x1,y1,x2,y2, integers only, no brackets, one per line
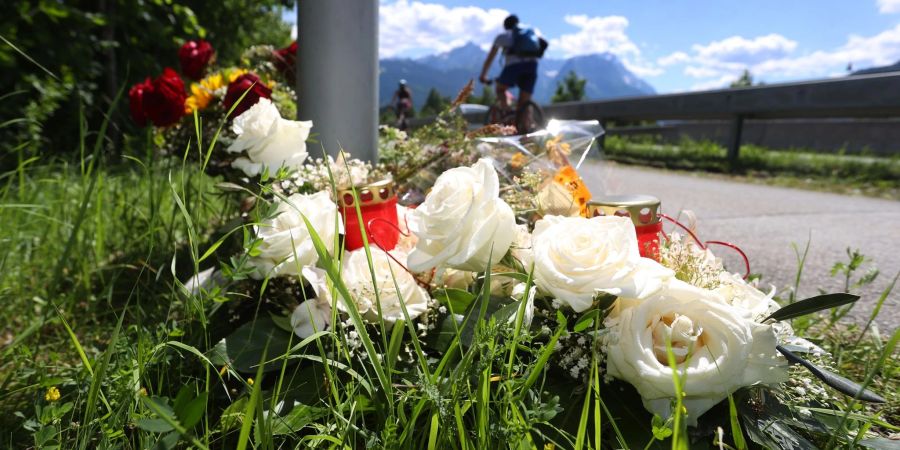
483,79,545,134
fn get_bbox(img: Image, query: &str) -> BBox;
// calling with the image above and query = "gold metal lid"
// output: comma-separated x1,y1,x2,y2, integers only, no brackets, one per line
337,179,395,208
587,194,661,226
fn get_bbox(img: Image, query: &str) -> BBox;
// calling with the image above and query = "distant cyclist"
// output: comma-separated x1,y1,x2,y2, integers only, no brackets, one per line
479,14,547,112
391,79,413,130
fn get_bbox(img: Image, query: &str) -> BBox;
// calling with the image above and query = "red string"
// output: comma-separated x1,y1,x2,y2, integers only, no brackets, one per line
658,213,751,280
365,216,433,288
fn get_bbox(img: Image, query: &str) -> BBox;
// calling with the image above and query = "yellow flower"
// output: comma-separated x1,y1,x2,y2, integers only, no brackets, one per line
139,387,148,397
247,377,254,386
225,68,248,83
184,72,226,114
44,386,61,402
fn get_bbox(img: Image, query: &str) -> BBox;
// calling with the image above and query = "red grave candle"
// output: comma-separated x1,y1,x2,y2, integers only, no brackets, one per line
338,179,400,252
587,194,663,260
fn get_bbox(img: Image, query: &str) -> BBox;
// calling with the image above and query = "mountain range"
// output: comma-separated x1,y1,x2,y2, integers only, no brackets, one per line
379,42,656,109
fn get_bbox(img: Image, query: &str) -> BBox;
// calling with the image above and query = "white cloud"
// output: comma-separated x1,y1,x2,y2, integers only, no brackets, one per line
660,25,900,90
379,0,508,57
658,51,690,66
552,14,662,77
552,15,640,57
691,34,797,64
690,75,739,91
878,0,900,13
684,66,720,78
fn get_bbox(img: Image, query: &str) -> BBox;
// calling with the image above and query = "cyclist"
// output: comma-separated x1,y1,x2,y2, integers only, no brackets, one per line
390,79,413,130
478,15,542,113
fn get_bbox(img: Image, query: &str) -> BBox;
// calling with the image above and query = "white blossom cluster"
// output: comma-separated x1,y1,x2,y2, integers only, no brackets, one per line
554,333,603,382
659,232,724,290
285,153,373,194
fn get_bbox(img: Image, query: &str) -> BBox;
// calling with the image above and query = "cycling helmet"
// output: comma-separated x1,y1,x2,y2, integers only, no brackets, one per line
503,15,519,30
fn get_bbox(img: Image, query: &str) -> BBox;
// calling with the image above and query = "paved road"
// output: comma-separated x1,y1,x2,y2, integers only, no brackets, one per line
579,161,900,331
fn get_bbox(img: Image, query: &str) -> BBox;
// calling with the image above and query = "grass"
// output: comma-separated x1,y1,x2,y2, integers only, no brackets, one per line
601,135,900,200
0,118,897,448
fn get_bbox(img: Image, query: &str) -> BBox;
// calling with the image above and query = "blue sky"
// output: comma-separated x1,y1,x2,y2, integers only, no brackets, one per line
285,0,900,92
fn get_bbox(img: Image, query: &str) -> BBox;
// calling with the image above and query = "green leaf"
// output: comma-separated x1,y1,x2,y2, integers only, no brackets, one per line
763,293,859,322
573,309,600,333
776,346,886,403
177,392,208,430
433,288,477,312
136,418,174,433
858,437,900,449
651,414,673,440
270,403,330,435
210,317,294,373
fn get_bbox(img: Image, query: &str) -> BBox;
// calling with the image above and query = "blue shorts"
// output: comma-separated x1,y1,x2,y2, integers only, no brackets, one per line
497,61,538,94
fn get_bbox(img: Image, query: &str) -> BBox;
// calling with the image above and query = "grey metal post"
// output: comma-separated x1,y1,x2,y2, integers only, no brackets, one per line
297,0,379,162
727,115,744,170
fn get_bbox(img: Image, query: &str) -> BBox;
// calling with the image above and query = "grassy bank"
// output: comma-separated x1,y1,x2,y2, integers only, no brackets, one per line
0,148,896,447
602,135,900,199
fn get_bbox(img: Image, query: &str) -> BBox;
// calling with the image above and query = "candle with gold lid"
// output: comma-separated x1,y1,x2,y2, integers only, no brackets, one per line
587,194,662,260
338,179,400,251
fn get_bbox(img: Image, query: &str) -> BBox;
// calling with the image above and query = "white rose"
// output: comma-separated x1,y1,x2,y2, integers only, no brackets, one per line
340,248,430,324
605,280,788,426
714,272,779,320
536,181,580,217
531,215,673,312
291,267,333,338
438,268,476,290
510,224,534,271
394,205,419,253
250,191,338,279
227,98,312,176
407,158,516,272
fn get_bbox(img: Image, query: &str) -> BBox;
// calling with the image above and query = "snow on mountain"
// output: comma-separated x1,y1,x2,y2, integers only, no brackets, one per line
379,42,655,108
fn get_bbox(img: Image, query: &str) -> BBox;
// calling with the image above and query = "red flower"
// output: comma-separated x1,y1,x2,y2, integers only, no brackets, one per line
223,73,272,118
128,78,152,126
273,41,298,79
129,68,187,127
179,39,215,81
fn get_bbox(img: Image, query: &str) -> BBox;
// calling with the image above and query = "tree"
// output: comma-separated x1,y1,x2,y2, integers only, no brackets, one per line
420,88,449,116
468,85,496,106
552,71,587,103
730,69,754,88
0,0,293,166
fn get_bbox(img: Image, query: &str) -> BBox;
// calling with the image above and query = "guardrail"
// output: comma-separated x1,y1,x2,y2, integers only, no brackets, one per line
403,72,900,169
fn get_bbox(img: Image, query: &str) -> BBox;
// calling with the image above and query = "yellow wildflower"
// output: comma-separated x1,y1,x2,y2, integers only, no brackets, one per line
225,68,248,83
247,377,254,386
139,387,148,397
45,386,61,402
184,72,227,113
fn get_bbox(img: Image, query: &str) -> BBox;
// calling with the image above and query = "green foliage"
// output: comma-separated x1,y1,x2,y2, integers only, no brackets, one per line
420,88,450,117
552,71,587,103
602,135,900,199
0,0,293,166
730,69,755,88
468,85,496,106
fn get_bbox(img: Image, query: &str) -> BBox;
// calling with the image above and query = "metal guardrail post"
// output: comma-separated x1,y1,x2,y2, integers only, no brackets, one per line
727,115,744,170
298,0,379,162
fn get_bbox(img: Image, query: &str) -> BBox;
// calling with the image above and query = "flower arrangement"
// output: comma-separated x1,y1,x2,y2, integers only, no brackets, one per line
128,39,299,172
164,88,892,449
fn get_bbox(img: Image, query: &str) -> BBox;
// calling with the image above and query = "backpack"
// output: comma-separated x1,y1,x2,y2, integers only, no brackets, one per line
511,27,548,58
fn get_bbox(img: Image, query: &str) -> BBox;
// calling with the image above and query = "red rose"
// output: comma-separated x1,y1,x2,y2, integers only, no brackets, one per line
128,78,152,126
273,41,298,79
129,68,187,127
179,39,214,81
223,73,272,118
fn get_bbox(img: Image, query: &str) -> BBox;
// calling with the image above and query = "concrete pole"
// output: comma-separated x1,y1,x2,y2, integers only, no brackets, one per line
297,0,379,162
